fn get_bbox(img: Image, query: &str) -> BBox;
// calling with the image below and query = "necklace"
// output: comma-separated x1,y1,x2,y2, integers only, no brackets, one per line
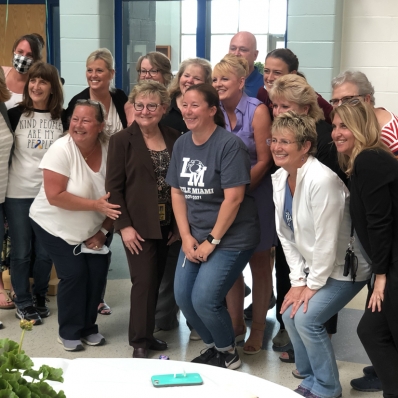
82,142,98,161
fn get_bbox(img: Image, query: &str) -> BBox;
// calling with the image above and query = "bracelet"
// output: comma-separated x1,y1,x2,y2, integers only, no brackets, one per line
100,227,109,237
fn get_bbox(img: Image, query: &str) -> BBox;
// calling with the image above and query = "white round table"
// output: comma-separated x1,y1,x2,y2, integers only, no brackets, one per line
32,357,299,397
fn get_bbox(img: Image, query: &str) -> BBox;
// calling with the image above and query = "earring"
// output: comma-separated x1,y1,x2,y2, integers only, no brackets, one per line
301,156,305,162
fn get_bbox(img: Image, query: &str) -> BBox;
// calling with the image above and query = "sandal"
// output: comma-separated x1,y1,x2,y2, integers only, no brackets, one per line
292,369,306,379
0,289,15,310
243,322,265,355
232,317,247,343
98,302,112,315
279,348,295,363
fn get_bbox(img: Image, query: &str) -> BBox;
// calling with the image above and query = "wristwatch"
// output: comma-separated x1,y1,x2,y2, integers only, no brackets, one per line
207,234,221,245
100,227,111,237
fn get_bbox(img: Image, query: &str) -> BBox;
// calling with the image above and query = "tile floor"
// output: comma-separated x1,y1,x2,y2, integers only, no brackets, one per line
0,235,382,397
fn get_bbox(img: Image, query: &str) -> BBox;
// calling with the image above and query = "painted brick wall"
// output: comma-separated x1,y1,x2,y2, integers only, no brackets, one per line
60,0,114,105
341,0,398,113
287,0,343,103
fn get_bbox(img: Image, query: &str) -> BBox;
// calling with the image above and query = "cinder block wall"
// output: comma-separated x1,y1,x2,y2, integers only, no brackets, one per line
60,0,114,105
341,1,398,113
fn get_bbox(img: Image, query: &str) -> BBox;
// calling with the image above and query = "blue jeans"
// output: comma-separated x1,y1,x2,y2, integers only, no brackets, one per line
282,277,367,398
174,247,254,351
4,198,52,308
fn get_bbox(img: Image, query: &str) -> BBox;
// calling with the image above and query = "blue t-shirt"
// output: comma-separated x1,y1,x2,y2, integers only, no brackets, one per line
166,126,260,251
244,66,264,98
284,180,294,233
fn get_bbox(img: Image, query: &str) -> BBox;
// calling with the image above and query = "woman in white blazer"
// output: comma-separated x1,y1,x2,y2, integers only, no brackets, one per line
269,111,371,398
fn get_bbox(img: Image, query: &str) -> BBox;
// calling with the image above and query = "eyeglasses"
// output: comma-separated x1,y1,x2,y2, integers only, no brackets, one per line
133,102,162,112
266,138,299,147
329,94,367,106
76,99,104,121
139,69,159,77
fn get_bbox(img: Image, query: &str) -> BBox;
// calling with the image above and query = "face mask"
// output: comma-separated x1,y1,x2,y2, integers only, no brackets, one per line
13,53,33,74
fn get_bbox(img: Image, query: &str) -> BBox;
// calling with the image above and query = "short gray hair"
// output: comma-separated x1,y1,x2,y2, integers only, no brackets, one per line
331,70,375,105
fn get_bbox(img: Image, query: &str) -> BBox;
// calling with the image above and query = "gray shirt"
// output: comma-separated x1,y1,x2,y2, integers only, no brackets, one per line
166,126,260,251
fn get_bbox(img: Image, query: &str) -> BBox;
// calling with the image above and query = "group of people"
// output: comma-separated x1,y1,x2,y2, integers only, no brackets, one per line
1,30,397,398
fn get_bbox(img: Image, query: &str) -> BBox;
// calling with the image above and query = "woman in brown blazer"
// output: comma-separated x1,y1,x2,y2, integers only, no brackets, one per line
106,81,180,358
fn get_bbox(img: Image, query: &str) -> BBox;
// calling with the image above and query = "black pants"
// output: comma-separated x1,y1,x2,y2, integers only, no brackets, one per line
155,240,180,330
32,220,109,340
275,240,338,334
125,225,170,349
358,281,398,398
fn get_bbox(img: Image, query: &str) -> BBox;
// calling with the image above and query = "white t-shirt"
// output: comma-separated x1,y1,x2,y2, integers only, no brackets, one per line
6,109,63,198
107,100,123,135
0,114,13,203
29,134,107,245
5,92,23,110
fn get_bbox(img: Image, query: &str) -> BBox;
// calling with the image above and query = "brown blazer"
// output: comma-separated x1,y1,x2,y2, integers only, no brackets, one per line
106,121,180,239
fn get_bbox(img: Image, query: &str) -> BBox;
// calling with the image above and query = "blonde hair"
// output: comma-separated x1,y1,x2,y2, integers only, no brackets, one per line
331,101,393,175
272,111,317,156
128,80,171,107
136,52,173,87
269,74,324,122
0,67,11,102
168,58,212,98
213,54,249,79
86,48,115,91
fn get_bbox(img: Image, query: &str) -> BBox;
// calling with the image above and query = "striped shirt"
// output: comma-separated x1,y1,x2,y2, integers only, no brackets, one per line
380,109,398,155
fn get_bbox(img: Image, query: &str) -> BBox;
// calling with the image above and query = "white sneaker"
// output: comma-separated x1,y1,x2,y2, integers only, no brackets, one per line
190,329,202,341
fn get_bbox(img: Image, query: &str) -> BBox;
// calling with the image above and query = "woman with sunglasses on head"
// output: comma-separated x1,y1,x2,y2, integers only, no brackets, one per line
5,62,64,325
257,48,332,123
106,81,180,358
331,70,398,156
212,54,276,355
271,112,371,398
162,58,212,135
125,51,173,126
269,74,345,361
2,33,45,110
66,48,127,135
331,100,398,398
30,99,120,351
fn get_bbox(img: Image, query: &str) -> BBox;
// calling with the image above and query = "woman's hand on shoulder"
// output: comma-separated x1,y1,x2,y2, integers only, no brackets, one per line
181,235,200,264
121,226,145,255
280,286,306,316
368,274,386,312
95,192,121,220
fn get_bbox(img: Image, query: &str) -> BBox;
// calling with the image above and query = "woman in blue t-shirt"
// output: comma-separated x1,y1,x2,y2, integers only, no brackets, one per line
166,83,260,370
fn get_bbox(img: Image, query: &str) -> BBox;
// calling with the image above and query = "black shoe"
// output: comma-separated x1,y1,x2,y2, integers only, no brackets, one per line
34,295,50,318
191,347,217,364
350,375,382,392
16,306,42,325
244,304,253,320
363,365,377,377
244,283,251,297
207,348,241,370
149,338,167,351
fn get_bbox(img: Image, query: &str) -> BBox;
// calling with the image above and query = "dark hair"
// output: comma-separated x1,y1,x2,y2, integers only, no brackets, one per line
185,84,225,128
266,48,299,73
12,33,45,62
20,62,63,120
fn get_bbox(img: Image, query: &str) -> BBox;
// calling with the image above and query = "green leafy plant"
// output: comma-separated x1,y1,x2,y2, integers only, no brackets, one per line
254,61,264,75
0,320,65,398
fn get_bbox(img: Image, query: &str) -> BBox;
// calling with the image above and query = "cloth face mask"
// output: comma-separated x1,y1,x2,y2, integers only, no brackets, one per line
13,53,33,74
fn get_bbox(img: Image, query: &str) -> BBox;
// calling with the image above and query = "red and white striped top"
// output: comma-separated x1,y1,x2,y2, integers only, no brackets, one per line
380,109,398,155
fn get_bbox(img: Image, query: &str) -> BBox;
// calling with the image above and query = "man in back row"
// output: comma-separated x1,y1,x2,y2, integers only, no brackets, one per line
229,31,263,97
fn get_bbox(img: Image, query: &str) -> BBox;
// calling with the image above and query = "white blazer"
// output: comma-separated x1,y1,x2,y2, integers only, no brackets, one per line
272,156,371,290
